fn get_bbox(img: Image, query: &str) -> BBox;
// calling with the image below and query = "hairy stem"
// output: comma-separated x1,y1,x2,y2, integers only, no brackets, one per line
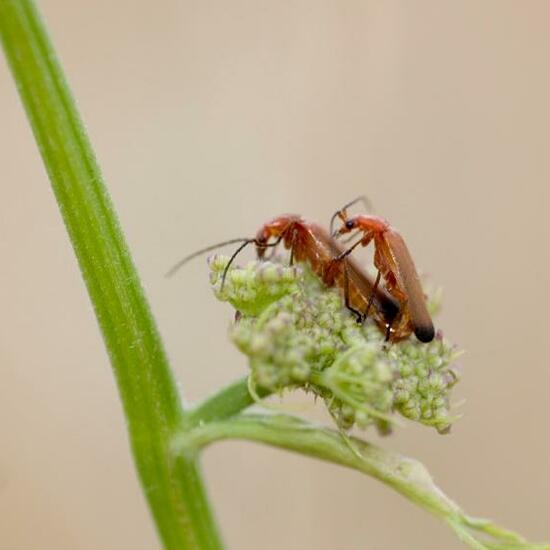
0,1,221,548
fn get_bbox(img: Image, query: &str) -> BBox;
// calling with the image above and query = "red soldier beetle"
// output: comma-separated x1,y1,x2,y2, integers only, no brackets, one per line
331,198,435,343
253,215,400,333
166,214,400,337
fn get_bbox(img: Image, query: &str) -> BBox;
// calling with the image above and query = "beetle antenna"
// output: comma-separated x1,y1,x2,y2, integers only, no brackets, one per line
220,239,256,289
330,195,373,235
165,238,251,278
219,231,291,289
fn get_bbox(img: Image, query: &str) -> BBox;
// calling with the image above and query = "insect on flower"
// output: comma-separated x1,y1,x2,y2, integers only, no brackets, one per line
331,198,435,343
166,214,400,337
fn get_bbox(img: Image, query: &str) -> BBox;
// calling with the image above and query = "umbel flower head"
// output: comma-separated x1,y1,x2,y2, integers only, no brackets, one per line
209,255,461,434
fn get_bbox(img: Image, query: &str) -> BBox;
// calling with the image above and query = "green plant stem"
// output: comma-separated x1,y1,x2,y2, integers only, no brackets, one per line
0,1,221,548
176,413,548,550
2,1,547,549
185,376,271,427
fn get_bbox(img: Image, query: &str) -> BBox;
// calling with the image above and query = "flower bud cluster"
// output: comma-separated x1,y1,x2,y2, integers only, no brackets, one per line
209,255,461,434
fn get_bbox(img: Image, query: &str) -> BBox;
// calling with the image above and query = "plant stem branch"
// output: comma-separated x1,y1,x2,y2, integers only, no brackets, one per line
0,1,221,547
185,376,270,427
177,413,548,550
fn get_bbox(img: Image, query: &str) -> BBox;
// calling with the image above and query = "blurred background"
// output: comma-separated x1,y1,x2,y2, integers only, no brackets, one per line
1,1,549,548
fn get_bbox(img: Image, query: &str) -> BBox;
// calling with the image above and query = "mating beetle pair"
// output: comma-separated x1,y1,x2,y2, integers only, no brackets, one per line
168,198,435,344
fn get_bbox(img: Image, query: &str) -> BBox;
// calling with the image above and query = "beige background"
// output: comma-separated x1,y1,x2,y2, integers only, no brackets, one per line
1,1,549,549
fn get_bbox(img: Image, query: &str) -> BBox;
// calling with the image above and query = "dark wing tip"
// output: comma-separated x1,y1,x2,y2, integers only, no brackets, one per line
414,322,435,343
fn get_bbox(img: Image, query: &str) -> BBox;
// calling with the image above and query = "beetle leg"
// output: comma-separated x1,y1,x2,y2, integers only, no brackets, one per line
364,269,382,320
288,228,297,266
343,259,365,323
